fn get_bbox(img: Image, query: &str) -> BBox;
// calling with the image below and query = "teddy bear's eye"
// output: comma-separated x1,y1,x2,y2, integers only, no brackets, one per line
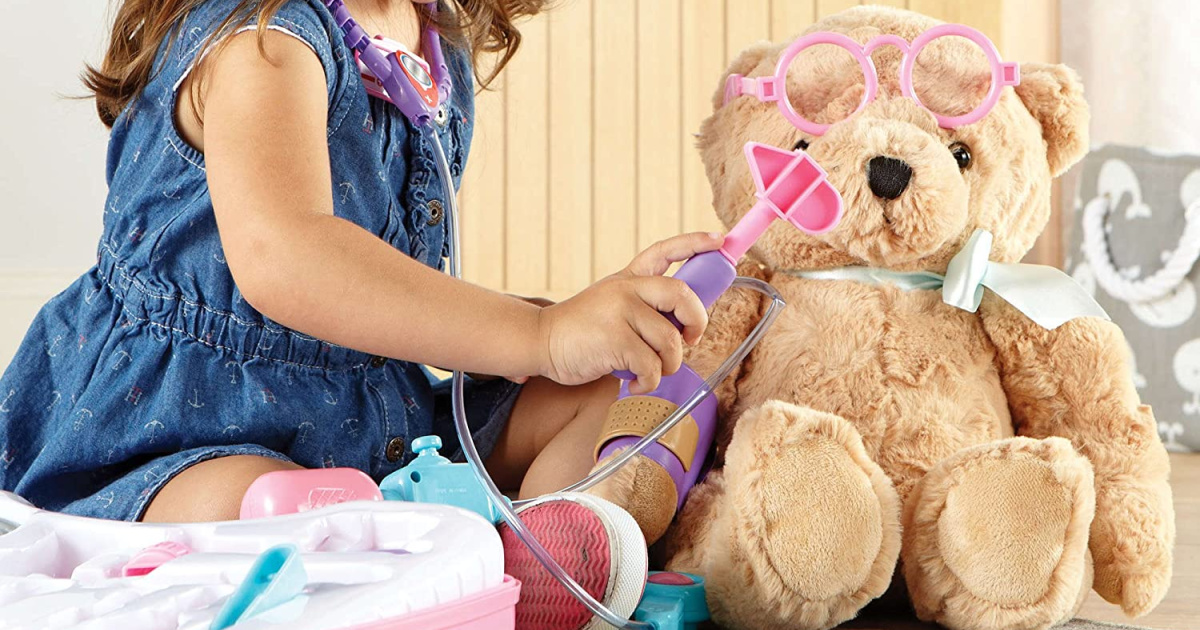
950,143,972,170
793,138,810,152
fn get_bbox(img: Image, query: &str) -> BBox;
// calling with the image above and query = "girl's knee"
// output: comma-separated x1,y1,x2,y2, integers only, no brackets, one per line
142,455,302,523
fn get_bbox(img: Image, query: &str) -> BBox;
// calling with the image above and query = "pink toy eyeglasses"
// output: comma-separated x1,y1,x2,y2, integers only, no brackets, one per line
724,23,1020,135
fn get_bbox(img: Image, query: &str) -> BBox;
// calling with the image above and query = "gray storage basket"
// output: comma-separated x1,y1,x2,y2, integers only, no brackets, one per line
1066,145,1200,453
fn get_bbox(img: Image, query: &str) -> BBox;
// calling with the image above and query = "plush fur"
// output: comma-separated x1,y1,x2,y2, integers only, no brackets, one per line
585,6,1174,630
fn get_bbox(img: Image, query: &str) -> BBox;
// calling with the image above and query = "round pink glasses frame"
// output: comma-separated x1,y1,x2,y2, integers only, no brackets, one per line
723,23,1021,135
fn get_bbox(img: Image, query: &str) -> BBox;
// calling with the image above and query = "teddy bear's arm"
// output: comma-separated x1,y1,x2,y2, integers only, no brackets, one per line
684,261,768,445
979,293,1174,616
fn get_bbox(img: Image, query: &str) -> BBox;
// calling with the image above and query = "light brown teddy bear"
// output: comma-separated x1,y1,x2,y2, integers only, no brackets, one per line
586,6,1174,630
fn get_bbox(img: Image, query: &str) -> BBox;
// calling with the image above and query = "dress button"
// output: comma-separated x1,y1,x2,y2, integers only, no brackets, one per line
434,105,449,127
370,356,388,368
385,437,406,463
427,200,445,226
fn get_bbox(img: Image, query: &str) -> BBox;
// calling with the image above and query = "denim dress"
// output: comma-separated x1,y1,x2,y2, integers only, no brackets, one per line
0,0,519,520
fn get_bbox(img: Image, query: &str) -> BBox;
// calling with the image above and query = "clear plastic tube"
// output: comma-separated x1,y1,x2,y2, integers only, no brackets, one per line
429,128,784,629
428,130,649,628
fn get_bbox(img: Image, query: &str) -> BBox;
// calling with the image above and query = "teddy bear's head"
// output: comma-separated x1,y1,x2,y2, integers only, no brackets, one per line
700,6,1089,271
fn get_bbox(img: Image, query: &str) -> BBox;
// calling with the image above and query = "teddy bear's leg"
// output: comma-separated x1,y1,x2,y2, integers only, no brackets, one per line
585,451,679,544
903,437,1096,630
664,401,901,630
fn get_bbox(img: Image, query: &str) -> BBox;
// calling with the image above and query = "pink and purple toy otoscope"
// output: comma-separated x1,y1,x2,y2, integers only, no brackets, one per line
600,22,1022,508
604,142,843,508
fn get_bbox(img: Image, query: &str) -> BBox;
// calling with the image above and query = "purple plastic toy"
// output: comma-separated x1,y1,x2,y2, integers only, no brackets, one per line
323,0,450,127
606,141,843,506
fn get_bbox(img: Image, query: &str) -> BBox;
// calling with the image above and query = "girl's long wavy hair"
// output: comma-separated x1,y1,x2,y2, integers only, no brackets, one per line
83,0,546,127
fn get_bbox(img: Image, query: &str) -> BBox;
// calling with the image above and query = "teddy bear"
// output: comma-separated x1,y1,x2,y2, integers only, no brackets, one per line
585,6,1175,630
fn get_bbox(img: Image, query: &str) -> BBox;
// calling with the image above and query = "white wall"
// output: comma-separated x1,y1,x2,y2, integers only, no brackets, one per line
0,1,111,368
1060,0,1200,154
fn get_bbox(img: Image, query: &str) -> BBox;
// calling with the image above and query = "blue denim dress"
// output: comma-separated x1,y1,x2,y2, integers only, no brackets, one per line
0,0,519,520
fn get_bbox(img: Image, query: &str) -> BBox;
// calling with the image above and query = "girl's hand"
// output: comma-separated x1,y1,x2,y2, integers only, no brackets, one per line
536,232,724,394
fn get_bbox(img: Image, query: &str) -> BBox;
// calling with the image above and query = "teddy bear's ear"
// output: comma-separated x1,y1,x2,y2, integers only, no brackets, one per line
711,43,777,112
1013,63,1090,177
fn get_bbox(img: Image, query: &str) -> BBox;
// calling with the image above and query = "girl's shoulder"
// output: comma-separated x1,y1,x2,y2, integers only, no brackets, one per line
169,0,351,102
125,0,350,132
107,0,358,184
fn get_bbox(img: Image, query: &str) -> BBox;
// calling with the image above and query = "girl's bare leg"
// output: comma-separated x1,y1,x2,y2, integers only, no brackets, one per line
485,376,619,498
142,455,302,522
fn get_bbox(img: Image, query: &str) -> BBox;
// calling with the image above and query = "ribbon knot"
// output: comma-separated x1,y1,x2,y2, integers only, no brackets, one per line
792,229,1110,330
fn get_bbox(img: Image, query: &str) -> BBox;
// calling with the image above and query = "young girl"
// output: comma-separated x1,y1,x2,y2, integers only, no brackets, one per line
0,0,715,624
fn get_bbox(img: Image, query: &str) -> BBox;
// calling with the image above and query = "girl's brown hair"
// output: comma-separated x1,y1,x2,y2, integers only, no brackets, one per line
83,0,547,128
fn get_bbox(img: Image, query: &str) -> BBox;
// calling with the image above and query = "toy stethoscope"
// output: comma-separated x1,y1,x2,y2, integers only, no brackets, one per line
323,3,790,627
327,2,1019,627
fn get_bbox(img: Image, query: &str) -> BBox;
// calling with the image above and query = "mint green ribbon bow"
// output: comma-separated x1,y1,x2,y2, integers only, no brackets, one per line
791,229,1109,330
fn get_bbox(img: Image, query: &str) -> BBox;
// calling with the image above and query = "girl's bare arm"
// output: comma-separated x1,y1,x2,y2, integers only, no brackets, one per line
198,31,715,391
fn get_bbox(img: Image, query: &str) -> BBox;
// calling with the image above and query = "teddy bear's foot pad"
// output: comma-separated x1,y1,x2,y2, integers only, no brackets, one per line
697,403,901,630
903,437,1096,630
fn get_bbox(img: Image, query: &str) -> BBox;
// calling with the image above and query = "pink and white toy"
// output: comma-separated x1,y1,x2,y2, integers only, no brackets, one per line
0,491,518,630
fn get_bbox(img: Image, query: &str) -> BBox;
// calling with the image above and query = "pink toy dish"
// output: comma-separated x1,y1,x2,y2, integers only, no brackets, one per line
724,23,1020,133
240,467,384,519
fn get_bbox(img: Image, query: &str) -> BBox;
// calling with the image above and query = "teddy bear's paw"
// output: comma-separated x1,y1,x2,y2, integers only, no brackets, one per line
584,451,678,544
700,402,901,630
1094,565,1172,618
903,437,1096,630
1089,478,1175,618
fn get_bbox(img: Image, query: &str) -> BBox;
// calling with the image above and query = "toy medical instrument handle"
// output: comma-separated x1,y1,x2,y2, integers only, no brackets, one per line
528,275,783,501
612,141,842,381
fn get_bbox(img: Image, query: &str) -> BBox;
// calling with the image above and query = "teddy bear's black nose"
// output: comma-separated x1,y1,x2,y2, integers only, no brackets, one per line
867,156,913,200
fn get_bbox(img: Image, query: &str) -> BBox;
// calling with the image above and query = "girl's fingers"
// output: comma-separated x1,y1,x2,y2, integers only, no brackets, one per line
623,332,663,395
625,232,724,277
628,305,684,377
630,277,709,345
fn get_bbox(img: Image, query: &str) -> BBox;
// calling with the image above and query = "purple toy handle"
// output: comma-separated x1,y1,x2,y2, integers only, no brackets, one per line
612,252,736,381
